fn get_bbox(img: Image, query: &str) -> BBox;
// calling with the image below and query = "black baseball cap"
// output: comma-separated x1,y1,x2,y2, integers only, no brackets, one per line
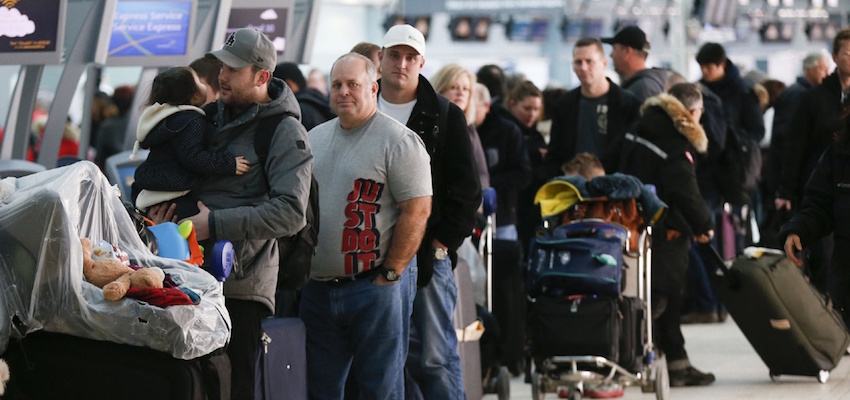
601,26,650,52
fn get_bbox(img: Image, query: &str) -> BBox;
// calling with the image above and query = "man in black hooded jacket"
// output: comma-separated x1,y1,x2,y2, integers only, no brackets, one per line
274,62,335,131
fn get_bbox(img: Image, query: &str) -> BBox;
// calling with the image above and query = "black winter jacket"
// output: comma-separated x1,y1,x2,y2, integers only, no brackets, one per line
779,139,850,316
378,75,482,284
765,77,814,197
699,59,765,142
295,88,334,131
779,72,848,204
135,108,235,192
546,79,641,176
620,94,713,293
477,112,531,226
694,85,729,200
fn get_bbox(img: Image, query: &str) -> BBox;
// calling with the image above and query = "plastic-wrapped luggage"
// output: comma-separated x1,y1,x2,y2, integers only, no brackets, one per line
0,162,230,360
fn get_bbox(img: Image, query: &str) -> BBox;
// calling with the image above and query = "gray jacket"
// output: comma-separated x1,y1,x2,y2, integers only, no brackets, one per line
621,67,668,104
200,78,313,312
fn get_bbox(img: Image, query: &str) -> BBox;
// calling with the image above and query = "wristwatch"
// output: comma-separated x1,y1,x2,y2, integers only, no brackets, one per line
381,266,401,282
434,247,448,261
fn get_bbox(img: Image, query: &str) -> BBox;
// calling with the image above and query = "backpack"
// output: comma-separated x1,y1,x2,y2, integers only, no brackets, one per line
714,126,762,206
254,113,320,291
203,103,319,291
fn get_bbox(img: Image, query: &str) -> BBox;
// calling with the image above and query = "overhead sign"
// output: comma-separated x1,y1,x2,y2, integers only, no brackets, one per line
401,0,565,15
226,7,288,54
0,0,65,64
108,1,192,57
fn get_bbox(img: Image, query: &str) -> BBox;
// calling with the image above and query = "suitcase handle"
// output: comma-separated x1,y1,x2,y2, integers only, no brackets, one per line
696,243,742,290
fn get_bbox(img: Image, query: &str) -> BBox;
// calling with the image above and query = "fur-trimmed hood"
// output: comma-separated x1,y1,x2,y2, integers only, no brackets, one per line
640,93,708,154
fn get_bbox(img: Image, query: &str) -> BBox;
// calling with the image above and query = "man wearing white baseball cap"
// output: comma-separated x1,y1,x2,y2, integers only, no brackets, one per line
378,24,482,399
150,28,313,400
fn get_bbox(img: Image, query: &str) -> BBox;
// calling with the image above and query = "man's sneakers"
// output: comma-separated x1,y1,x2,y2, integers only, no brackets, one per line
669,366,716,387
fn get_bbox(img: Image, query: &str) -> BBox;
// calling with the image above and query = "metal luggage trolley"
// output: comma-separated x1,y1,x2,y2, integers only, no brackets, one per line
527,178,670,400
477,186,512,400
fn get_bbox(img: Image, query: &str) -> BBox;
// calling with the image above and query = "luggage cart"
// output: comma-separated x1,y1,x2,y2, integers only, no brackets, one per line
477,187,512,400
527,181,670,399
529,225,669,400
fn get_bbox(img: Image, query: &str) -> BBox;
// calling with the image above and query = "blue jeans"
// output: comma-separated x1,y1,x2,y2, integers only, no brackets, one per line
407,257,465,399
301,260,417,400
496,224,518,241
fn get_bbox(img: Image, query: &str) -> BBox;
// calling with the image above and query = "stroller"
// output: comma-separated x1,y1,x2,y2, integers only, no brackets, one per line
526,174,670,400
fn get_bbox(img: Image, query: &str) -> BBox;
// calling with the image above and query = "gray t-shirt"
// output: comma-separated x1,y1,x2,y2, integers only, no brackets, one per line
309,111,432,279
576,94,609,155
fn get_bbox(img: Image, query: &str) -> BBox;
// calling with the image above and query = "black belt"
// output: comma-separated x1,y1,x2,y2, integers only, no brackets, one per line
320,266,382,286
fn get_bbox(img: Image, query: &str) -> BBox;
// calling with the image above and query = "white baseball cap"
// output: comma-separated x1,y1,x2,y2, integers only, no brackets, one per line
382,24,426,57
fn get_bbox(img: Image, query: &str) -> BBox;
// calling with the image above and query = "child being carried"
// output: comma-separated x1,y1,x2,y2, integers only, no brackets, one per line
131,66,250,219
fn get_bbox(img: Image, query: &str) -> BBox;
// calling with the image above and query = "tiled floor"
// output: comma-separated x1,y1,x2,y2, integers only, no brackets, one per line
486,316,850,399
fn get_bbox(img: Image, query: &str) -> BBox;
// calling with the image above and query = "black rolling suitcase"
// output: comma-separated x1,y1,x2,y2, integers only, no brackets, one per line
255,318,307,400
699,244,850,381
4,330,230,400
492,239,527,375
530,295,620,362
618,296,646,373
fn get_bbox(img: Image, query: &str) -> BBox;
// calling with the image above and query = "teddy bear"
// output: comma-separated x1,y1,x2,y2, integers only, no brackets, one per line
0,358,8,396
80,238,165,301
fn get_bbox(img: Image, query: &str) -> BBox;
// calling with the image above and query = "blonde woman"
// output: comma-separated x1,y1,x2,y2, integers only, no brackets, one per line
431,64,490,189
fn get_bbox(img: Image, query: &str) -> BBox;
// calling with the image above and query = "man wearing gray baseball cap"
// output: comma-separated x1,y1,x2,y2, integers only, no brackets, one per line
150,28,313,399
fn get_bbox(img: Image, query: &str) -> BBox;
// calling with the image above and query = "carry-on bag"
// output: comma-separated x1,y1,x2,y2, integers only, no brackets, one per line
699,244,850,381
527,236,623,297
4,330,230,400
530,295,620,363
454,258,484,399
255,318,308,400
618,296,646,373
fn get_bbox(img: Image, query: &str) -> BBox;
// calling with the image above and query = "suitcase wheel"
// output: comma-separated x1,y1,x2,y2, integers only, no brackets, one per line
769,372,780,382
818,370,830,384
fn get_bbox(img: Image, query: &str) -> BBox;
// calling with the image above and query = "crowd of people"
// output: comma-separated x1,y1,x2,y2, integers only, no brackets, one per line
30,19,850,399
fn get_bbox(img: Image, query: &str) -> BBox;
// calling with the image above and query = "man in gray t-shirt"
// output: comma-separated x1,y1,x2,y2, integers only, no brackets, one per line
301,52,432,399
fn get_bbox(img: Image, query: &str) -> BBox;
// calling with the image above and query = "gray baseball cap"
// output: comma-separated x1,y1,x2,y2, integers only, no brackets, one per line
206,28,277,72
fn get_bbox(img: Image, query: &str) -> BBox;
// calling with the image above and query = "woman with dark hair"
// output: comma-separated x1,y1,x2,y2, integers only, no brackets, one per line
131,66,250,218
